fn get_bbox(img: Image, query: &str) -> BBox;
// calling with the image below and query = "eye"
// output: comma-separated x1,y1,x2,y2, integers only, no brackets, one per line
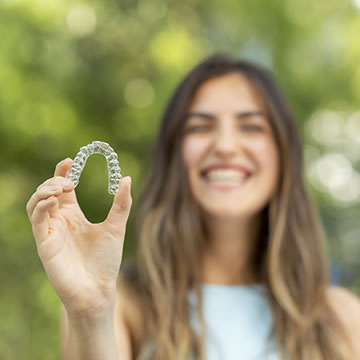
241,124,263,132
185,124,211,133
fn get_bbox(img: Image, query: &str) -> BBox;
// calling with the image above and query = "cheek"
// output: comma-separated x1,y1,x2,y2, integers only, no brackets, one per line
250,137,279,171
182,137,210,169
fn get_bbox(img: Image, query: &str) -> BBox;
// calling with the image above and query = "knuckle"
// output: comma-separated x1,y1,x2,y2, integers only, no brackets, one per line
31,186,55,207
46,177,65,187
40,187,52,196
38,197,52,208
36,183,45,192
36,178,53,191
119,201,128,211
33,199,42,210
38,199,47,207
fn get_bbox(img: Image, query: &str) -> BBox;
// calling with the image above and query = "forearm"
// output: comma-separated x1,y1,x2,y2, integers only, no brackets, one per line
62,309,119,360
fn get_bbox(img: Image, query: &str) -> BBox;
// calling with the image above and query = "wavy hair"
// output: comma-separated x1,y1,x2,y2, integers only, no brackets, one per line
124,54,351,360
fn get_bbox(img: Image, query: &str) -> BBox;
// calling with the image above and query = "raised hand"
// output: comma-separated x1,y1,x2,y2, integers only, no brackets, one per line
26,158,132,316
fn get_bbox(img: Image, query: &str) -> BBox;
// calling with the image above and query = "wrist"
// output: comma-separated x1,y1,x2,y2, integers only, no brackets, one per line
65,296,115,325
63,285,116,318
66,304,115,331
63,305,119,360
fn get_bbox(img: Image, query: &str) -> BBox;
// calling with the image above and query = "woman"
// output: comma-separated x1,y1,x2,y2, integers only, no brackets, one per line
26,54,360,360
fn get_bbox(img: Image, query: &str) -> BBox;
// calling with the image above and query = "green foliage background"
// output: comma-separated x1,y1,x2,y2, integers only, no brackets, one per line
1,0,360,358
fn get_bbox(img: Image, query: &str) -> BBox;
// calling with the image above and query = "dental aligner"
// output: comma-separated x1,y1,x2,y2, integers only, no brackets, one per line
65,141,122,195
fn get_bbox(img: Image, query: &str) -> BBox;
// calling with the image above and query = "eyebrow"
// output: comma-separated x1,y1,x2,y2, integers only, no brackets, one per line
185,111,267,121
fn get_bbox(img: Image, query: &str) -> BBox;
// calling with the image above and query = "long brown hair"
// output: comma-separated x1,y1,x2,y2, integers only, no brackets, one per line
124,54,351,359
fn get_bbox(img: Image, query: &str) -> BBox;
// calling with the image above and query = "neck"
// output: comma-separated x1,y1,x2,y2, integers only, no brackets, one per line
200,215,262,285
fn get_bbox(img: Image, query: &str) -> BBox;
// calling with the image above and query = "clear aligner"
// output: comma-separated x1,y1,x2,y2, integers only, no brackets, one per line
65,141,123,195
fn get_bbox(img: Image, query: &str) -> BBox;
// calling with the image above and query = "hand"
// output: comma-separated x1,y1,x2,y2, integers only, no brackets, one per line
26,158,132,316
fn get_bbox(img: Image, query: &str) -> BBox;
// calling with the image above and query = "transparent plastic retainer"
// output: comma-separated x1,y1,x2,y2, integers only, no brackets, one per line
65,141,122,195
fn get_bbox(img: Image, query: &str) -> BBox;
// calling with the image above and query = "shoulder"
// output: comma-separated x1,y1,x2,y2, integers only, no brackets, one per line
326,285,360,355
327,285,360,318
116,262,146,356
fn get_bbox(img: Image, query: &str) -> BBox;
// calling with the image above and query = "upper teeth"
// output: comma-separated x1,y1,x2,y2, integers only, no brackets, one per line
205,169,248,182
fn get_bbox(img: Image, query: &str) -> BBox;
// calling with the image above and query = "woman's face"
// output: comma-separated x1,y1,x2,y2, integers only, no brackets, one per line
181,73,280,220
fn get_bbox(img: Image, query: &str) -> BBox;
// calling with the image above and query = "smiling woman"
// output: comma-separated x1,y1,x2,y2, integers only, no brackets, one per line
27,54,360,360
129,55,360,360
182,73,279,222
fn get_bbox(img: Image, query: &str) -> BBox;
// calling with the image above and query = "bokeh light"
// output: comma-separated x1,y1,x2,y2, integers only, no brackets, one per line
66,4,97,37
306,110,343,146
124,78,155,108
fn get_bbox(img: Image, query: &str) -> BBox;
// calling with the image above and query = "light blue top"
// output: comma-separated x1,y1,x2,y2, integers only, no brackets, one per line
142,283,281,360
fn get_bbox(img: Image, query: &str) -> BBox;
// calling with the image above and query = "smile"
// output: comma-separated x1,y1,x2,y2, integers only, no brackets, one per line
200,169,251,190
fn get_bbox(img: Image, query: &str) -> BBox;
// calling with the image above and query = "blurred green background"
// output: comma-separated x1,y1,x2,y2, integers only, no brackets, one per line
1,0,360,358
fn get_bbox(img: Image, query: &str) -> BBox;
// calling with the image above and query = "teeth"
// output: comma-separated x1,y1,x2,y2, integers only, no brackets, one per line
205,169,248,183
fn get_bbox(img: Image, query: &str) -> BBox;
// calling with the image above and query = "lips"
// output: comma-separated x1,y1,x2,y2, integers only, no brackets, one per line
199,163,253,190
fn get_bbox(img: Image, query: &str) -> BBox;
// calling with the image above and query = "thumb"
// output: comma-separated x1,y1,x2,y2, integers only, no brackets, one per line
105,176,132,233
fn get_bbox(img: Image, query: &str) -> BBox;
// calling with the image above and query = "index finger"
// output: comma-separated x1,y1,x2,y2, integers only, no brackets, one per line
54,158,73,177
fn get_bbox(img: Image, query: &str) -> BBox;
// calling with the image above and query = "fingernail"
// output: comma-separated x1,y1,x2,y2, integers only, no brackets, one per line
118,176,130,188
62,179,73,187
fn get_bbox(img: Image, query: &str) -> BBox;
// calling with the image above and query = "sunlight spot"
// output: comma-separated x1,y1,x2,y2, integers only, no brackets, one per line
66,4,96,37
345,112,360,145
306,110,343,146
308,153,360,205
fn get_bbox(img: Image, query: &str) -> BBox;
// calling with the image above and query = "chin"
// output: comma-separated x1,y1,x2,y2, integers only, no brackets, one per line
202,207,259,221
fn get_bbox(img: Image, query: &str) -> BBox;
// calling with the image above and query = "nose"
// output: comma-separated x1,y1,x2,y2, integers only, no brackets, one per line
213,123,238,157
